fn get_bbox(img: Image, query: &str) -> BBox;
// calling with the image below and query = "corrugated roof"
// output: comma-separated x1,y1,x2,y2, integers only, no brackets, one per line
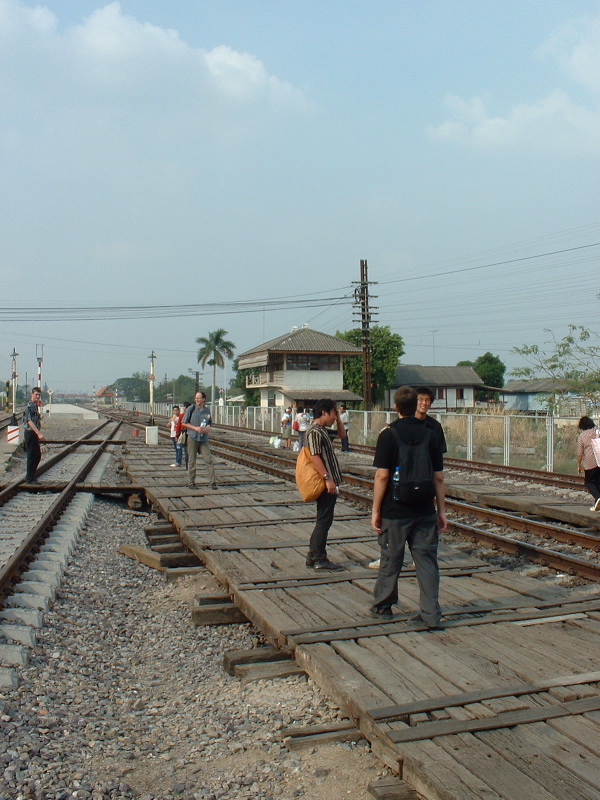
238,327,361,360
392,365,484,387
502,379,571,394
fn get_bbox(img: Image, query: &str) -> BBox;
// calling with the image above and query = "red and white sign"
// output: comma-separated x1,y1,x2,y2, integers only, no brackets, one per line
7,425,20,445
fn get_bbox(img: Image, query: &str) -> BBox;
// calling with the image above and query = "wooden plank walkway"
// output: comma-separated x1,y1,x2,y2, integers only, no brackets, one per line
121,440,600,800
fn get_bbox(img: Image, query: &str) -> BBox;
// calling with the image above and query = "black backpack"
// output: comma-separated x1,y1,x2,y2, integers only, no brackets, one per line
388,425,435,507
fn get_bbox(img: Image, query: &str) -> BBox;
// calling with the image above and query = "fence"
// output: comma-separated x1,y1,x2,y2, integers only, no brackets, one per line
122,401,593,475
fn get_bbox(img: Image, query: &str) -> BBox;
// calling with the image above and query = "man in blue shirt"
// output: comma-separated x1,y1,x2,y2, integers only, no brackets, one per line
182,391,217,490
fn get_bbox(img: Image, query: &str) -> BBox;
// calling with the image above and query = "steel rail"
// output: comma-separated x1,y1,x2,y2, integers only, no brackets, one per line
98,410,600,578
0,420,123,594
210,422,583,490
445,519,600,582
0,417,114,504
205,438,600,582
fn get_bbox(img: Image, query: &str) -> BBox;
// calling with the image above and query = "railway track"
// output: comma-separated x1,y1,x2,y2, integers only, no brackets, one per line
0,419,123,597
100,409,600,583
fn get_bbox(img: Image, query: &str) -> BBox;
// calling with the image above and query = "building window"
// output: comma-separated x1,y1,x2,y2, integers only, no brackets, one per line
266,355,284,371
437,388,444,400
286,354,340,371
456,388,464,400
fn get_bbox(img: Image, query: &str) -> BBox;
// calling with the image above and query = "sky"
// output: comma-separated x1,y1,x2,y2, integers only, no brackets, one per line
1,0,599,394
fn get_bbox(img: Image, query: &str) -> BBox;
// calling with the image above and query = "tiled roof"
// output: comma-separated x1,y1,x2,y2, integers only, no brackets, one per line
238,327,361,359
392,365,484,387
502,379,571,394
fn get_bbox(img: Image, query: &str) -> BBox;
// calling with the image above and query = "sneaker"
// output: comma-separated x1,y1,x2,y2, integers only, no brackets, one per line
592,498,600,512
188,484,196,490
170,464,178,467
369,607,397,621
313,559,344,571
211,483,218,490
367,559,380,569
407,613,444,630
305,556,315,567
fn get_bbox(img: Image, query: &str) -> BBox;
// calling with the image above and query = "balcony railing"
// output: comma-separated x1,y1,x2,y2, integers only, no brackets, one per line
246,371,284,387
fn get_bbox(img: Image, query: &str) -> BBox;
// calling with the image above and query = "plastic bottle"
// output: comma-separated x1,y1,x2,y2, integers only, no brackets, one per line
392,466,401,501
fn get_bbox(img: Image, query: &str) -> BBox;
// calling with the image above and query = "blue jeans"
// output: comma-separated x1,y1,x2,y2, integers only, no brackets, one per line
171,437,183,466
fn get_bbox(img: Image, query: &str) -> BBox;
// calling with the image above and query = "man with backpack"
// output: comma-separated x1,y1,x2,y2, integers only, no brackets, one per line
370,386,447,624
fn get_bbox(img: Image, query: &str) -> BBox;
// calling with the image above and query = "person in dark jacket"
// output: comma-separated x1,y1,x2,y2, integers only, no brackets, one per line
23,387,44,483
371,386,447,624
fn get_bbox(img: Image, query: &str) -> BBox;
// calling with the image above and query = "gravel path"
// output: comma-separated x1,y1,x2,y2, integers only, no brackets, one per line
0,429,387,800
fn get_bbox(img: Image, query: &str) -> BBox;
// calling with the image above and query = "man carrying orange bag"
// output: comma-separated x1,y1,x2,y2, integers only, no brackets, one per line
304,399,346,571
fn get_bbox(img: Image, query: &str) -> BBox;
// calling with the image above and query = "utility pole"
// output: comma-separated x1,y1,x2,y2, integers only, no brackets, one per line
11,348,19,421
188,368,201,393
36,344,44,390
148,351,156,425
352,259,377,410
430,329,439,366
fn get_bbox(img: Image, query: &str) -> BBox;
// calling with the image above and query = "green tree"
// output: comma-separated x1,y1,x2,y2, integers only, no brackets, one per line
154,374,200,404
336,325,404,407
230,358,260,406
196,328,236,412
458,352,506,400
112,372,150,403
512,325,600,404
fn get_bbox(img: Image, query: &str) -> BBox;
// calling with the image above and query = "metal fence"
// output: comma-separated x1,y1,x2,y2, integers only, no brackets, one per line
121,401,593,475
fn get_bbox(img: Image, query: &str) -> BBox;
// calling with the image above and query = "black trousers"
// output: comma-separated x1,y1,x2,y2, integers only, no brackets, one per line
24,432,41,481
584,467,600,501
308,490,337,561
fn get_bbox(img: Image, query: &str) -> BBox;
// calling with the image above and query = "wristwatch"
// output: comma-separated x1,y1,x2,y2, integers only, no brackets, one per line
323,473,330,480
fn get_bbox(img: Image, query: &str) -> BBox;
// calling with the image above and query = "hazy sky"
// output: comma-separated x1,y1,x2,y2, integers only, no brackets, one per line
1,0,599,393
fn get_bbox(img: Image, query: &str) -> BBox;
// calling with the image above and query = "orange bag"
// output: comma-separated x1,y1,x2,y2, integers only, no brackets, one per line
295,446,325,502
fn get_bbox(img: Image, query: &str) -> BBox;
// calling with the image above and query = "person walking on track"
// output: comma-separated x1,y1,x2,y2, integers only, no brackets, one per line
23,387,44,483
182,391,218,490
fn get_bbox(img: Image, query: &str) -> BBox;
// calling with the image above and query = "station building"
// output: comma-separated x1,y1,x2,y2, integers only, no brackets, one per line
237,326,362,409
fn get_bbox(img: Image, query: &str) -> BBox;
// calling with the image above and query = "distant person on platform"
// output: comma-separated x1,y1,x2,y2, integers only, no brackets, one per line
175,401,191,469
415,387,447,453
182,392,217,490
296,407,309,449
339,404,350,452
305,399,346,571
370,386,447,625
23,387,44,484
169,405,181,467
280,407,293,449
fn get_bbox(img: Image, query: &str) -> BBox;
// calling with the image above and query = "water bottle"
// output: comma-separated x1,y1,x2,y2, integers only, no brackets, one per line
392,466,401,501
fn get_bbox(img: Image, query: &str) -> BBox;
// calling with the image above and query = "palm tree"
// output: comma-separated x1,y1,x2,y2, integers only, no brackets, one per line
196,329,236,415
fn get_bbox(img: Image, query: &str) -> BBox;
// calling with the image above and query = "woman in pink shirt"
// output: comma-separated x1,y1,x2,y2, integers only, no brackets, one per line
577,416,600,511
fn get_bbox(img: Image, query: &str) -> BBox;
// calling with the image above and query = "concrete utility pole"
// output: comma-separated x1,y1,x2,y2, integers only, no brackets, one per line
36,344,43,390
148,351,156,425
11,348,18,421
188,368,201,393
430,329,439,366
352,259,378,410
